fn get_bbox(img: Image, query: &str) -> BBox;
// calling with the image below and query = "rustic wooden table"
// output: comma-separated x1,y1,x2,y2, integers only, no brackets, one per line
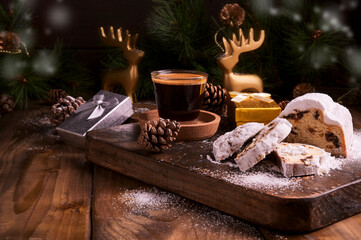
1,102,361,240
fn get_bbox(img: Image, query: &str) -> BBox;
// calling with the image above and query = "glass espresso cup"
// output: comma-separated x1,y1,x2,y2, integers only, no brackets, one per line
151,69,208,121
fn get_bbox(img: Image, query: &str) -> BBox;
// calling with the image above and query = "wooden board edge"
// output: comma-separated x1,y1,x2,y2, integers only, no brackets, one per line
85,135,361,232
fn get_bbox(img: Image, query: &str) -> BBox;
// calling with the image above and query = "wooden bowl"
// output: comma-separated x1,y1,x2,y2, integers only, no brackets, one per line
138,109,220,141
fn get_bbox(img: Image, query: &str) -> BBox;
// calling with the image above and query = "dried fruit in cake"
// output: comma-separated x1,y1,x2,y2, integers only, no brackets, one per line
212,122,264,161
279,93,353,157
234,118,292,172
274,142,333,177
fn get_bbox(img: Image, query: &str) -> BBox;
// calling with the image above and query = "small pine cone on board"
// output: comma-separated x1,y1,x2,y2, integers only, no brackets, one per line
138,118,181,152
51,95,86,126
202,83,229,114
49,89,67,104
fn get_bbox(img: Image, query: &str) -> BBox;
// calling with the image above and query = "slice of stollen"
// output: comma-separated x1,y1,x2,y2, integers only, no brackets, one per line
212,122,264,162
235,118,292,172
274,142,333,177
279,93,353,157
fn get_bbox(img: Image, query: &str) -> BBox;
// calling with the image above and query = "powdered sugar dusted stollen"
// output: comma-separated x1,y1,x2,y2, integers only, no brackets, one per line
279,93,353,157
235,118,292,172
275,142,333,177
213,122,264,161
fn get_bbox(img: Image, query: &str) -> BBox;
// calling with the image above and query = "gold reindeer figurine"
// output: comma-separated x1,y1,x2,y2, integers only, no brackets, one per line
99,26,144,102
217,28,265,93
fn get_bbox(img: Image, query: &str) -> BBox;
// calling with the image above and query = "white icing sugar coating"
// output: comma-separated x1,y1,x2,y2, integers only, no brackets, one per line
276,142,324,157
213,122,264,161
235,118,292,172
275,142,339,177
279,93,353,152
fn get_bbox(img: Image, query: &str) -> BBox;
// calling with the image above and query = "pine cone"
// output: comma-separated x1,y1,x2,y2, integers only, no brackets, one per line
220,3,245,28
49,89,68,104
312,30,322,40
0,31,21,51
202,83,229,114
0,94,15,118
51,95,86,126
138,118,181,152
278,100,290,110
293,83,316,98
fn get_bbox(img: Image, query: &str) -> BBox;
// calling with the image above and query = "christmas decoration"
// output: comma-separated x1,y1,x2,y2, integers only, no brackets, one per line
48,89,67,104
0,3,91,109
312,30,322,40
217,28,265,93
99,26,144,103
202,82,229,114
56,90,133,148
102,0,358,100
228,92,281,126
293,83,316,98
138,118,181,152
220,3,245,28
278,100,290,110
0,94,15,118
0,31,21,53
51,95,86,126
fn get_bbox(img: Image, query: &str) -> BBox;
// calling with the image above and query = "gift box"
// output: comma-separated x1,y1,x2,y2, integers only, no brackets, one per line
227,92,281,126
56,90,133,148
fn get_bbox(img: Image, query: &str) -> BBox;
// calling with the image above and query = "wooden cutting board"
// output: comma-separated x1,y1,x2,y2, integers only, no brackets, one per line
86,123,361,233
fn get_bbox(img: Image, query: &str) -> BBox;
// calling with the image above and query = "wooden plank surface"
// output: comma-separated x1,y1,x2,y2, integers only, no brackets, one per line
92,165,264,240
86,118,361,232
0,104,92,240
260,213,361,239
1,101,360,239
92,164,361,240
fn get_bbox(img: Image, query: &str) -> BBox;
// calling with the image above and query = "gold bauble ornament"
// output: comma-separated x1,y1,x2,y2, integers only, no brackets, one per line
217,28,265,93
0,31,29,56
99,26,144,103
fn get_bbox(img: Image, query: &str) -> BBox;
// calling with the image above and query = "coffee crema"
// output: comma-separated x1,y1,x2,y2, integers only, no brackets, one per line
152,73,207,85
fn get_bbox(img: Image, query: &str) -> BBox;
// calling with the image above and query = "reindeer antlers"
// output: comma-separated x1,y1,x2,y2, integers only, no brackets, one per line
99,26,139,50
222,28,265,55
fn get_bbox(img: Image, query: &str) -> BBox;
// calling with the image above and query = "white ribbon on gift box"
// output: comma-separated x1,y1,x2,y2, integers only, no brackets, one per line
230,92,273,103
76,94,119,120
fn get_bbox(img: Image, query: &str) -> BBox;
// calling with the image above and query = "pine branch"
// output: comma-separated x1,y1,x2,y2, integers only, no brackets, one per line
0,0,31,32
146,0,211,66
47,40,94,95
7,75,49,109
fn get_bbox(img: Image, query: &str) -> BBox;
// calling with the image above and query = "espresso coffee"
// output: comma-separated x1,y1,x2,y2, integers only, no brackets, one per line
152,72,207,121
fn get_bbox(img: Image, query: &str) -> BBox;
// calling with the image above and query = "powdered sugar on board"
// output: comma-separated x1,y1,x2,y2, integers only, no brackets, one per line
121,188,184,212
196,129,361,191
191,164,301,191
114,187,263,238
347,129,361,161
223,171,301,191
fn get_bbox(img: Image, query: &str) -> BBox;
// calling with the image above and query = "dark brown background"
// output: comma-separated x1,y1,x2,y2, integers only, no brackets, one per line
27,0,361,47
27,0,230,48
22,0,361,74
